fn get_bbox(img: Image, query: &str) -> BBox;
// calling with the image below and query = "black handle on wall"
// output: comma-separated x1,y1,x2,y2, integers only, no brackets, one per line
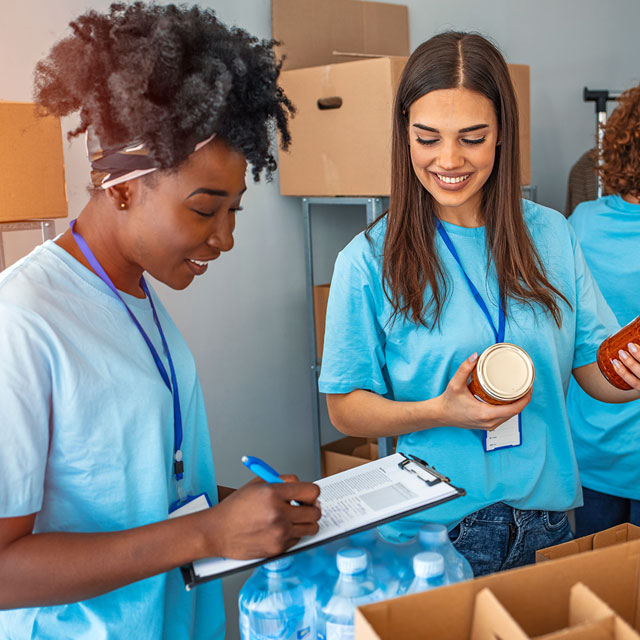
317,97,343,110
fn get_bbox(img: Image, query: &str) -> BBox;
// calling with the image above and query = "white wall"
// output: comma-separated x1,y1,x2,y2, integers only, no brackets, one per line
2,1,639,637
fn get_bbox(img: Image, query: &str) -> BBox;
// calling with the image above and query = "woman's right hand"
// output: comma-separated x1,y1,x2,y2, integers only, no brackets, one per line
198,478,321,560
435,353,532,431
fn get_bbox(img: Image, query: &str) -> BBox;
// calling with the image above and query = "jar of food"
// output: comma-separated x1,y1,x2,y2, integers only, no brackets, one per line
596,315,640,390
468,343,535,405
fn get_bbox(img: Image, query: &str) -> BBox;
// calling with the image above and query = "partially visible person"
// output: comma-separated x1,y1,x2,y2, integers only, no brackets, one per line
567,82,640,536
0,4,321,638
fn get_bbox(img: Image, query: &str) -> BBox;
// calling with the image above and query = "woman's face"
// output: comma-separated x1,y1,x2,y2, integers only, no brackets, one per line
125,138,247,290
407,87,499,223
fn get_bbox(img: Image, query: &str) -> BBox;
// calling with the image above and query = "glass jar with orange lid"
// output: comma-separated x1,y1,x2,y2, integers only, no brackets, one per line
597,315,640,390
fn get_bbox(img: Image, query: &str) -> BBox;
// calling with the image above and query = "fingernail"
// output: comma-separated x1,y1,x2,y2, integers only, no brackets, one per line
612,358,621,369
468,352,478,363
619,349,629,361
629,343,638,354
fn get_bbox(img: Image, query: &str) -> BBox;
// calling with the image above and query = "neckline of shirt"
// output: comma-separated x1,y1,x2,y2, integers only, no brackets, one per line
45,239,155,313
608,194,640,214
438,217,486,238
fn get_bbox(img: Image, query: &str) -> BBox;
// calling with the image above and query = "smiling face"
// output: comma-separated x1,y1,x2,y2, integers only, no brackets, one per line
122,138,247,290
408,87,499,225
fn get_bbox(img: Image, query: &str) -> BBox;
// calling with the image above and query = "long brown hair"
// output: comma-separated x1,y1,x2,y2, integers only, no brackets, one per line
377,31,569,329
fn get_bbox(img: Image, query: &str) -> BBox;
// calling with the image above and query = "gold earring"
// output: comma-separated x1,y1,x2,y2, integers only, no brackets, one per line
120,202,127,209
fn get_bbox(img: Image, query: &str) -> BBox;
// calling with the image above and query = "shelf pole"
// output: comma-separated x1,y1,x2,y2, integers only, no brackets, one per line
302,199,323,479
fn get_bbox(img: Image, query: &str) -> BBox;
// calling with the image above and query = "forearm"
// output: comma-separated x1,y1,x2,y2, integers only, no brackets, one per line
326,389,444,437
573,361,640,403
0,512,209,609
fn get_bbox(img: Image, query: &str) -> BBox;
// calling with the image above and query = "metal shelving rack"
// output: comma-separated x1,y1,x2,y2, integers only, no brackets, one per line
303,197,392,479
0,220,57,271
302,186,538,478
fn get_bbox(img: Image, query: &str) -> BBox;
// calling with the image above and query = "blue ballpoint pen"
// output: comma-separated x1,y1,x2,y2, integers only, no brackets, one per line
241,455,284,484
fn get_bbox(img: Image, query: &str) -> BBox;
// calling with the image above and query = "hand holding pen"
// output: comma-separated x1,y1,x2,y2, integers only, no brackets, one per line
193,456,321,561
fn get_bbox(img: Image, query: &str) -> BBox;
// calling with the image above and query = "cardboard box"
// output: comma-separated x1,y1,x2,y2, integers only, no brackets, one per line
0,102,67,222
278,56,406,196
509,63,532,185
536,523,640,562
355,538,640,639
313,283,331,360
321,436,379,477
272,0,409,71
278,60,531,196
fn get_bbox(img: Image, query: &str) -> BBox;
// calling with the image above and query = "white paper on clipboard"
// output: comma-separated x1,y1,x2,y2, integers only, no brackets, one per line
180,452,464,588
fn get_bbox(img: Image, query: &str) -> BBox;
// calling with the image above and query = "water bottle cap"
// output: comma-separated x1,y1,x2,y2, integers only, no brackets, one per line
413,551,445,578
336,548,368,574
418,523,448,545
264,557,293,572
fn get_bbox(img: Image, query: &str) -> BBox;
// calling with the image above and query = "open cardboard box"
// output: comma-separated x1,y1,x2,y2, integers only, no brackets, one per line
0,101,68,222
355,537,640,639
321,436,380,477
536,523,640,562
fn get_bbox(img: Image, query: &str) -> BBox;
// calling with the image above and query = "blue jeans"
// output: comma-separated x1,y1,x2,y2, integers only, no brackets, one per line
574,486,640,538
447,502,573,577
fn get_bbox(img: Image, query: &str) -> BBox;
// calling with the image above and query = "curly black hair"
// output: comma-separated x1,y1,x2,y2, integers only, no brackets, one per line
33,2,294,181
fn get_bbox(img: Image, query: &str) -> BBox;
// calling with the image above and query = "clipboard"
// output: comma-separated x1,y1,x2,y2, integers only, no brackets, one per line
180,451,465,589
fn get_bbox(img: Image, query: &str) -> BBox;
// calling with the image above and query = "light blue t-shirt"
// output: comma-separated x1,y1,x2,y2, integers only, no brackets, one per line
318,201,619,539
567,195,640,499
0,241,224,639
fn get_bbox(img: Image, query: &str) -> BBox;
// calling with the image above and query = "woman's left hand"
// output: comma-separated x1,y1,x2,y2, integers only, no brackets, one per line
612,342,640,391
574,343,640,402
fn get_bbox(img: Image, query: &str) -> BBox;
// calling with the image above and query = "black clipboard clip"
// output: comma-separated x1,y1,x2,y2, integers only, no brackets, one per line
398,452,450,486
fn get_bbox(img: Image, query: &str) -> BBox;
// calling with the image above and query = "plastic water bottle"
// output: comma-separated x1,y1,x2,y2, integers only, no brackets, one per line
418,523,473,583
403,551,446,594
295,540,341,584
316,548,383,640
345,529,404,598
238,557,314,640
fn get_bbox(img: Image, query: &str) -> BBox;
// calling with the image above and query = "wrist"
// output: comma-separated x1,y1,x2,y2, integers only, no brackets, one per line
416,396,444,430
187,506,222,561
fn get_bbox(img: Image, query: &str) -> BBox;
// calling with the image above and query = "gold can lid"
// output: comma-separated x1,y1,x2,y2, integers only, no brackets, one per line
476,343,535,401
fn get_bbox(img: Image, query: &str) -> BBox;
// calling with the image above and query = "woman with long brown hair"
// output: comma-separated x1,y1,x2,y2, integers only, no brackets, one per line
318,31,640,576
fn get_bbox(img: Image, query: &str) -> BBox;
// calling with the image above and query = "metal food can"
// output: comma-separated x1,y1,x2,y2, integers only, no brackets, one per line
468,343,535,405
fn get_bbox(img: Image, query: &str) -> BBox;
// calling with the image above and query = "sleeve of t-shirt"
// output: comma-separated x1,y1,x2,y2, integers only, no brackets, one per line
0,302,52,516
570,224,620,369
318,249,388,395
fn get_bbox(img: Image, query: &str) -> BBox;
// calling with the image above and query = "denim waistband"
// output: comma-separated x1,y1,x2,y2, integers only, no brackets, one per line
466,502,543,525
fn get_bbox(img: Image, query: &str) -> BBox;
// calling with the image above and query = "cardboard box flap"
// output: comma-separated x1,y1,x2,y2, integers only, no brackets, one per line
594,524,640,549
471,588,530,640
537,524,640,562
272,0,409,70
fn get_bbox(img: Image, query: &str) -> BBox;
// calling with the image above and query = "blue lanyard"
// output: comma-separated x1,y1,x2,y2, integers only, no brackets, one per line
70,220,185,495
436,219,505,343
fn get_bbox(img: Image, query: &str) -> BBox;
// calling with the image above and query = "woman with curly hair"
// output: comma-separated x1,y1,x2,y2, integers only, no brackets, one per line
0,3,320,638
567,82,640,536
318,32,640,577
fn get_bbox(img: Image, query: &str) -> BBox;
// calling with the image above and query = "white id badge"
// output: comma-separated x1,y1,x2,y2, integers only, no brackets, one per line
484,414,522,452
169,492,211,518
